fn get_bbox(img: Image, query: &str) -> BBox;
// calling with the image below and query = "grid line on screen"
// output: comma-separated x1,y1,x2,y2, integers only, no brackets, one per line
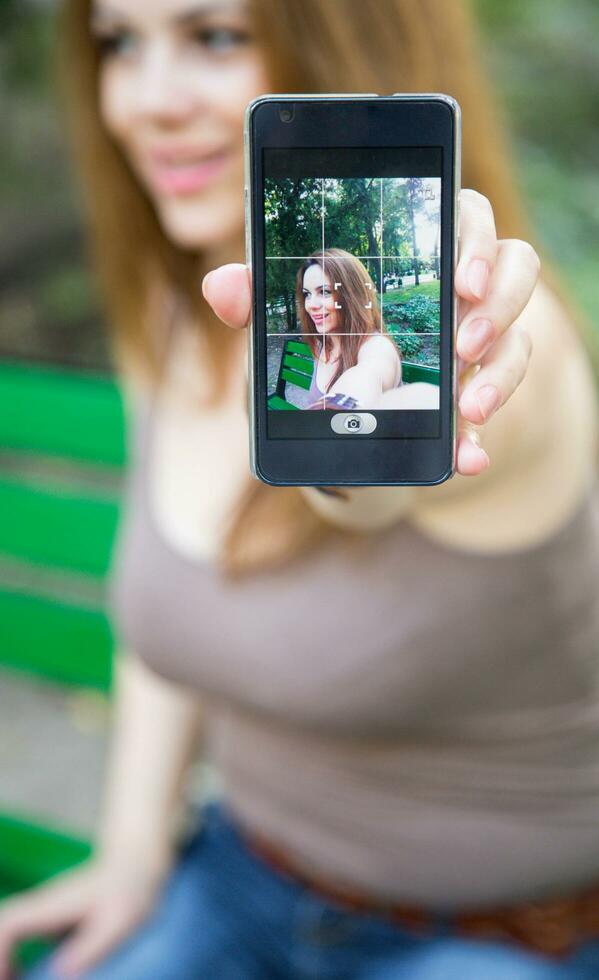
380,177,383,335
270,333,441,337
265,255,432,260
321,177,327,410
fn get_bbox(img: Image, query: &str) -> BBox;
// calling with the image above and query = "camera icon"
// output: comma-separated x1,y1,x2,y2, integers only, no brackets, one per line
330,412,376,435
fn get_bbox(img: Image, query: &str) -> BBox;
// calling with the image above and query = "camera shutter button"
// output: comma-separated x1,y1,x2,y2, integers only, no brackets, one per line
331,413,377,434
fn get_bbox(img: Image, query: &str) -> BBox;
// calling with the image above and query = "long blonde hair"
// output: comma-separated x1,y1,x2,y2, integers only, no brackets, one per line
59,0,591,579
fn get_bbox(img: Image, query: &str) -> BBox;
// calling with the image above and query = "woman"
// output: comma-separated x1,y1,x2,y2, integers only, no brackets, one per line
298,250,401,411
0,0,598,978
295,249,437,412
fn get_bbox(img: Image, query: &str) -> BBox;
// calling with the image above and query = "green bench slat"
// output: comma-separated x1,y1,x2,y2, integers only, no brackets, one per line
0,591,113,690
281,367,312,390
267,394,298,411
286,339,312,357
0,480,120,576
0,812,91,892
401,362,440,385
282,352,313,377
0,362,126,465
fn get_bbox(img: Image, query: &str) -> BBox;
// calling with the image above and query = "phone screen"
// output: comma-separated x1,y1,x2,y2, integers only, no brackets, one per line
263,146,443,440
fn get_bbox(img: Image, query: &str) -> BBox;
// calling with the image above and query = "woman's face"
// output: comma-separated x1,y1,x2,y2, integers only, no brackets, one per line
302,265,342,335
92,0,270,251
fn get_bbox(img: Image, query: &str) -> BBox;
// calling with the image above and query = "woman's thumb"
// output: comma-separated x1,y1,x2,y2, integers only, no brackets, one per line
201,263,252,330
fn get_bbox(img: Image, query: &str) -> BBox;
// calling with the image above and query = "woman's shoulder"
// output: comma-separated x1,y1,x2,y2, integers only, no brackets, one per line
358,333,401,385
358,333,400,359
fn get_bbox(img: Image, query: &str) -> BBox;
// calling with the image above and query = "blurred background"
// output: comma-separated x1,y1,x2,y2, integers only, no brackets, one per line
0,0,598,966
2,0,598,371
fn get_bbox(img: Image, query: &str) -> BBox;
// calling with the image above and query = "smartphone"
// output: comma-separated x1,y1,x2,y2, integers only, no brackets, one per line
244,93,461,486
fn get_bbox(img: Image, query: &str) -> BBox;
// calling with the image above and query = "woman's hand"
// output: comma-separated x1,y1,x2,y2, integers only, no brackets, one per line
0,853,171,979
201,191,541,477
453,189,540,474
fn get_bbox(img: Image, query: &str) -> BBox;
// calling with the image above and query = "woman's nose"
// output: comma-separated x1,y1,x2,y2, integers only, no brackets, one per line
135,42,198,123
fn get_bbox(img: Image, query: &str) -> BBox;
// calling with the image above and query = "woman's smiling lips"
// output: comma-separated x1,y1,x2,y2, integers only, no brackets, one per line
143,146,231,196
312,313,328,323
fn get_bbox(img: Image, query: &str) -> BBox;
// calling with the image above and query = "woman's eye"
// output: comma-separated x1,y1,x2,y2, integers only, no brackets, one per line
94,30,138,59
193,27,250,52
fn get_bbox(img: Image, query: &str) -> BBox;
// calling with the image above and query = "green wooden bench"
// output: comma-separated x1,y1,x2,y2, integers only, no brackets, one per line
0,360,126,970
268,337,440,409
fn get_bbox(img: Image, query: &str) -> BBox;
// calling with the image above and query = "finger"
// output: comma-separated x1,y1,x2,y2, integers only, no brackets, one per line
201,263,252,330
455,361,490,476
50,910,136,978
457,238,541,363
456,421,491,476
454,189,499,304
459,322,533,425
456,423,490,476
0,888,79,977
0,883,82,944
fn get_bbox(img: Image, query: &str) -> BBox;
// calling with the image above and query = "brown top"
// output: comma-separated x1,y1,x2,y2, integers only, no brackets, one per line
109,385,599,913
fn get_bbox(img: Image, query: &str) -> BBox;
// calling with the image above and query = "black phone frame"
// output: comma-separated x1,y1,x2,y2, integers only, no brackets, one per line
245,94,460,486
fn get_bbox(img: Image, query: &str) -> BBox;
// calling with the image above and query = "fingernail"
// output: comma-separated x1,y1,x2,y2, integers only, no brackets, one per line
474,439,491,468
461,318,494,358
466,259,489,300
461,429,490,462
201,271,214,299
475,384,500,420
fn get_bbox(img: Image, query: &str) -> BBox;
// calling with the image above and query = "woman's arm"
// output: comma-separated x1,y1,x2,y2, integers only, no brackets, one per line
95,649,204,879
327,335,400,406
96,357,204,872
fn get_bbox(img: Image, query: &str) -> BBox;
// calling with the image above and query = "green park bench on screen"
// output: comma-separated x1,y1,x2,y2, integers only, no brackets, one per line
268,336,440,409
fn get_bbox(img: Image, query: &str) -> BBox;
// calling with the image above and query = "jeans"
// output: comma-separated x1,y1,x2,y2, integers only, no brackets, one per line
22,801,599,979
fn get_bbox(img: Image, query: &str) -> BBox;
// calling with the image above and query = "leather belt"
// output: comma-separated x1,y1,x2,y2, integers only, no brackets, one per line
239,825,599,960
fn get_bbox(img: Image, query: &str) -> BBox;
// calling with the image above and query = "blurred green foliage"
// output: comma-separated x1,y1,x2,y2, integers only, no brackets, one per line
393,332,423,361
0,0,597,369
0,0,109,369
476,0,599,319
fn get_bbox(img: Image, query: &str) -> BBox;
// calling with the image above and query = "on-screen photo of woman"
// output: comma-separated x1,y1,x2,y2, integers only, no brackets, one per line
295,249,439,411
